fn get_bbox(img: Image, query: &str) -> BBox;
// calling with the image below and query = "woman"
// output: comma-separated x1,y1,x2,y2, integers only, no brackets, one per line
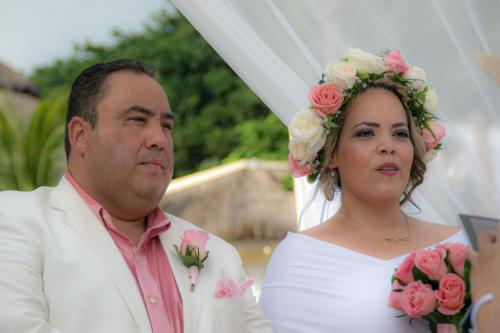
259,48,466,333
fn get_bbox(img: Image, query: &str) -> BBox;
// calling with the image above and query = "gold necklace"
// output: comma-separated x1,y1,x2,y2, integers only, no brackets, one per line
338,210,410,242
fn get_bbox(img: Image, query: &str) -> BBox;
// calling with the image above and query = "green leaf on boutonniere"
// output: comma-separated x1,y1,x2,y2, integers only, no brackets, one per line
174,245,202,268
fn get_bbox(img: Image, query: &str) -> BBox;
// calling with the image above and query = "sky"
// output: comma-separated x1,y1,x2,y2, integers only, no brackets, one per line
0,0,168,75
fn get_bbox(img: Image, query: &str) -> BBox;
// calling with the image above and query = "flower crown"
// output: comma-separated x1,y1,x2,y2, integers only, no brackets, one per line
288,48,445,182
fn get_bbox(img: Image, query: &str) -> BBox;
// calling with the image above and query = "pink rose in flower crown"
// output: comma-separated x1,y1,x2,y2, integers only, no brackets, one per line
394,252,415,285
308,82,344,117
214,278,253,298
440,243,467,276
388,280,405,311
400,281,437,318
422,121,446,150
435,273,465,315
384,50,409,74
414,247,447,281
288,154,313,177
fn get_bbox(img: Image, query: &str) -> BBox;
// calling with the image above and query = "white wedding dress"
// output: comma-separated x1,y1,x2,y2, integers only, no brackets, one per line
260,231,467,333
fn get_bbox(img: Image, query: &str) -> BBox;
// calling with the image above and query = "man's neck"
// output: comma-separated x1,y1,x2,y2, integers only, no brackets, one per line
110,216,147,246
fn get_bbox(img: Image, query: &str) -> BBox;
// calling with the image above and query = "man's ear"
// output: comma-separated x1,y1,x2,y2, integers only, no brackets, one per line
68,117,92,156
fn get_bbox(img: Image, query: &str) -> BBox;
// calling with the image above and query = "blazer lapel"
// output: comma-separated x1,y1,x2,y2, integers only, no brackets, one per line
159,221,203,333
50,178,152,333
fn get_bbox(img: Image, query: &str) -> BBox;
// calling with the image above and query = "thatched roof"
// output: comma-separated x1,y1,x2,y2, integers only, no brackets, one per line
0,63,39,118
0,63,39,97
161,159,297,241
473,52,500,85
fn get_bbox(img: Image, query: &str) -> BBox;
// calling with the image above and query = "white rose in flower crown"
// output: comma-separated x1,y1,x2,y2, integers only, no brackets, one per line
289,111,327,157
325,61,358,90
424,89,438,113
403,65,426,91
289,140,316,163
346,47,387,74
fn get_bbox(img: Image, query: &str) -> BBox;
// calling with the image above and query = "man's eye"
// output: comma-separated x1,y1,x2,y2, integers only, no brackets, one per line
355,129,373,137
131,117,146,123
162,123,173,130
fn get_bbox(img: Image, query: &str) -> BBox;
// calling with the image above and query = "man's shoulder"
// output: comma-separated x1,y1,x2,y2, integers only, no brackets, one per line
0,186,54,215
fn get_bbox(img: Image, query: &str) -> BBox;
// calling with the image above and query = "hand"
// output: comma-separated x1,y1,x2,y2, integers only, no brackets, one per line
467,229,497,302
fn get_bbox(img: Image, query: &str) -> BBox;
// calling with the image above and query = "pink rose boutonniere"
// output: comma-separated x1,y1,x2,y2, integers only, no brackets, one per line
388,242,471,333
174,229,210,291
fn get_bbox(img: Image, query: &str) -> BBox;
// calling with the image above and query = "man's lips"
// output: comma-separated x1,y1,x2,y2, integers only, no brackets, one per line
141,160,165,169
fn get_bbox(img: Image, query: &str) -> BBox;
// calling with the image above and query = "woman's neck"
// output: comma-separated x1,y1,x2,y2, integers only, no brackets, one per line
338,193,405,231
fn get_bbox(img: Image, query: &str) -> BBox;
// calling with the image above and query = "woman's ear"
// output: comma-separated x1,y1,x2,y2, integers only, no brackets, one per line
328,152,338,169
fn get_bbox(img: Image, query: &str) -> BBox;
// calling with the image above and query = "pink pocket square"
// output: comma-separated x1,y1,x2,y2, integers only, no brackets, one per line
214,277,253,298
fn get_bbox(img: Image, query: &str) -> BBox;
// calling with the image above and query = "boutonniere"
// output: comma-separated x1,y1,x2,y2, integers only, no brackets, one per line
174,229,210,292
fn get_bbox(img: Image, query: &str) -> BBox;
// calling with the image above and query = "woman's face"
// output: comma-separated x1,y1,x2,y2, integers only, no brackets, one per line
330,88,414,203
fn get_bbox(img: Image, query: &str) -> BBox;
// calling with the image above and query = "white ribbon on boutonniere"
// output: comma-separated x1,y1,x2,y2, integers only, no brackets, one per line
174,229,210,292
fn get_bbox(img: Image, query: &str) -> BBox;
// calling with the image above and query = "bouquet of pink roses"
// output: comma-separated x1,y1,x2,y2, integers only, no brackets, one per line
388,243,471,333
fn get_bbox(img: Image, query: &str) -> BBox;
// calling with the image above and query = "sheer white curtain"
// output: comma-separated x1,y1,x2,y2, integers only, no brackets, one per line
172,0,500,229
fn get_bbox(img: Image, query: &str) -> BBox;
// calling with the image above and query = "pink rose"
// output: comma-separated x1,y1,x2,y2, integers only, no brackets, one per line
439,243,468,276
414,247,447,281
214,278,253,298
394,252,416,285
180,230,209,259
422,121,446,150
400,281,437,318
435,273,465,315
308,83,344,117
384,50,409,74
388,280,405,311
288,154,313,177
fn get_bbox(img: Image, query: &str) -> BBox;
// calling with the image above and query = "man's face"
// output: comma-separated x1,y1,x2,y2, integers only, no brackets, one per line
83,71,174,217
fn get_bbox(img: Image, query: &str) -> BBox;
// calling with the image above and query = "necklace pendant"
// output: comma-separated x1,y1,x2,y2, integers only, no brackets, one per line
385,236,410,242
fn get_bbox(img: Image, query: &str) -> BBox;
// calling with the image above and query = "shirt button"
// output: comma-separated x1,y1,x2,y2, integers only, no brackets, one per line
148,296,157,304
135,255,141,262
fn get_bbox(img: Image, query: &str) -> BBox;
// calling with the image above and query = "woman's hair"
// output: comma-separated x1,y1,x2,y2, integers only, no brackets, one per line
318,76,427,205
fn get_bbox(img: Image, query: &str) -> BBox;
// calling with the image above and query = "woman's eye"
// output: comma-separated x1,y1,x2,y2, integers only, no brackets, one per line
355,129,374,137
395,130,410,138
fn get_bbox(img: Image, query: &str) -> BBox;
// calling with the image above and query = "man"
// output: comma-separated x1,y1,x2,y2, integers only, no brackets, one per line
0,60,272,333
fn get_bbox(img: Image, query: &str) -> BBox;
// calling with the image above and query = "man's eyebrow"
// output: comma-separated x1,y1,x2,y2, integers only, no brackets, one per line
124,105,175,120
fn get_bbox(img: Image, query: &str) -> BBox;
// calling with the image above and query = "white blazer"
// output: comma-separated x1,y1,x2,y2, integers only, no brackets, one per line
0,178,272,333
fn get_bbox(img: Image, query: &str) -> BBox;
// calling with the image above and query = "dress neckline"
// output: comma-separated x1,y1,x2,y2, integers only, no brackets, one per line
289,231,464,263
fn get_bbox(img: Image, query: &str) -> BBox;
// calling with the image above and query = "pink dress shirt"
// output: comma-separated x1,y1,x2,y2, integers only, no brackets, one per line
65,172,183,333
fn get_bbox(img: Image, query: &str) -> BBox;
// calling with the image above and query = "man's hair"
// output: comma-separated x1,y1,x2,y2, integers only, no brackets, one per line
65,59,156,159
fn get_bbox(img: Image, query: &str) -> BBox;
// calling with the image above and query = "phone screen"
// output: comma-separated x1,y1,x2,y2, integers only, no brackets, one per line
459,214,499,250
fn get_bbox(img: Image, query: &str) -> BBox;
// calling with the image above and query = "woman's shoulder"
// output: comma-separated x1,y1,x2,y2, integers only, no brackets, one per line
410,218,462,244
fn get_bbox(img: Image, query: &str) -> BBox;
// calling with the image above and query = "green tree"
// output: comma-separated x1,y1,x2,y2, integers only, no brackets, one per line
0,92,66,190
30,7,288,177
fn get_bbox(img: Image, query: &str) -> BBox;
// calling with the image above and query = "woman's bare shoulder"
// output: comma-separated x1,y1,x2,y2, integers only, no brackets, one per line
411,218,461,240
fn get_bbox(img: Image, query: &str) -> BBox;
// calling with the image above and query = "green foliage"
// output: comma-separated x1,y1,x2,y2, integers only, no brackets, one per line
30,7,288,177
0,90,67,190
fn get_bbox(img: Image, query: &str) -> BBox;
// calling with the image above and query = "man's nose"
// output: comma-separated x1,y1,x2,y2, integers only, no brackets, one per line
145,122,169,150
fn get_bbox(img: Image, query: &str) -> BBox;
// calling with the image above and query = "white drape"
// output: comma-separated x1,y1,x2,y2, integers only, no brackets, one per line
172,0,500,229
